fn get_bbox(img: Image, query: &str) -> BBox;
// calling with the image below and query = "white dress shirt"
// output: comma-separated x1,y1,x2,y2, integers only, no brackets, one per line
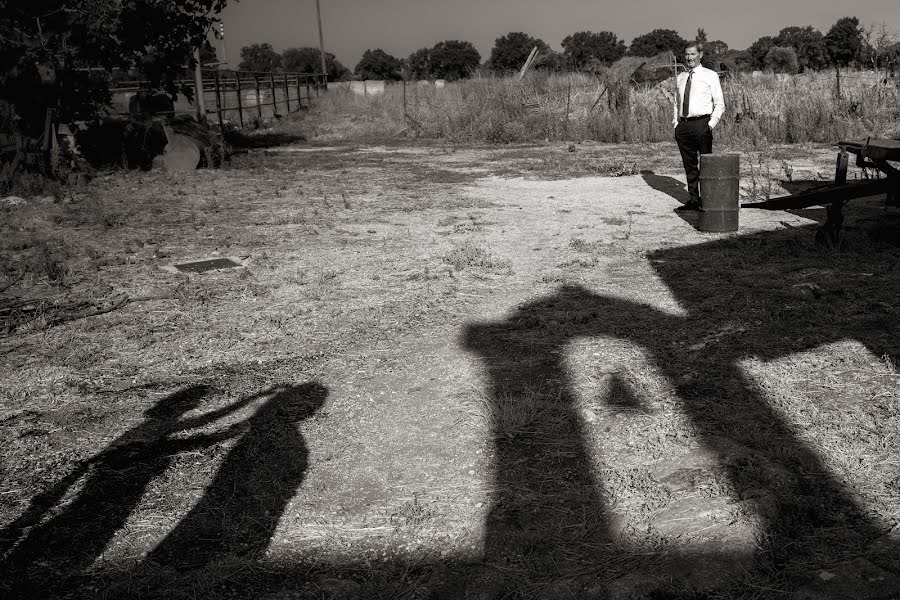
672,65,725,129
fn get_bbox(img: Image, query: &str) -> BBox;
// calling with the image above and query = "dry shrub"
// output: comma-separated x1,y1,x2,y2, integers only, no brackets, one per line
302,66,899,146
443,240,512,273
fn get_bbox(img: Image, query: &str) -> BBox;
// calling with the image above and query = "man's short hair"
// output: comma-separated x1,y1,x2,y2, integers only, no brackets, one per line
685,41,704,53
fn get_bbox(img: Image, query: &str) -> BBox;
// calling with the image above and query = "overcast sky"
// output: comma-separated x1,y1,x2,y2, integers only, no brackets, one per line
218,0,900,69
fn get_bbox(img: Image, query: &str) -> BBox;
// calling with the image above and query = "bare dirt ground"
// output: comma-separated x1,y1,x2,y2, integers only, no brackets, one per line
1,134,899,599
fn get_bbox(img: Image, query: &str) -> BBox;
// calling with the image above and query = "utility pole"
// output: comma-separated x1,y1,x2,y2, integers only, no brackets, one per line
315,0,328,89
193,48,207,123
217,22,227,67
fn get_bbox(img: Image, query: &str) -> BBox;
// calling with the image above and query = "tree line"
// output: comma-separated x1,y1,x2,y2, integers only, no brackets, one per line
239,17,900,81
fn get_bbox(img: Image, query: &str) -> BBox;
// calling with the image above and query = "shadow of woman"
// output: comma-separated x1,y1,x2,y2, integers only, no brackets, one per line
0,385,259,598
145,381,327,570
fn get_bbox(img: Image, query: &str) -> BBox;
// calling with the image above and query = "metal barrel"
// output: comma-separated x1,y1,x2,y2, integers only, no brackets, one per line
699,153,740,232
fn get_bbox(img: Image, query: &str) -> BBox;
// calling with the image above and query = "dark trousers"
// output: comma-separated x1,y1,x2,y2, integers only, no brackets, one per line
675,116,713,203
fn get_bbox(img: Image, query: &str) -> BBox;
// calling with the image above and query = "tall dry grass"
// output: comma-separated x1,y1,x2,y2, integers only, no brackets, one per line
304,69,900,146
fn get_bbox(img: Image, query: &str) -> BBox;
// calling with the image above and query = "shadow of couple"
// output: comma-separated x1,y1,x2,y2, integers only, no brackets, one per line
1,381,328,596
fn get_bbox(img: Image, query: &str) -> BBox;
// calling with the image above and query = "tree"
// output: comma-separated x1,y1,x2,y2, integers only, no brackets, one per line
429,40,480,80
860,22,897,69
536,50,565,71
706,40,728,55
748,36,776,70
199,40,219,67
628,29,687,58
238,43,281,72
716,49,753,72
281,47,351,81
696,28,709,44
775,26,828,71
825,16,863,67
561,31,626,69
765,46,800,74
406,47,432,80
703,40,728,68
354,48,402,80
884,41,900,69
489,32,550,73
0,0,228,136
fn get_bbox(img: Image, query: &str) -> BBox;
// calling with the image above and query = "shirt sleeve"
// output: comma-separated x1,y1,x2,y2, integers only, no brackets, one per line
709,71,725,129
672,74,680,127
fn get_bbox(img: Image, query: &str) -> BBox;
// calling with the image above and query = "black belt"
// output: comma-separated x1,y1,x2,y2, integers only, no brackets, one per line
679,114,710,122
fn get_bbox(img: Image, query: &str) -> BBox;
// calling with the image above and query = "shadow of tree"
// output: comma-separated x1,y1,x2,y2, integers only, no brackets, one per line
460,222,899,596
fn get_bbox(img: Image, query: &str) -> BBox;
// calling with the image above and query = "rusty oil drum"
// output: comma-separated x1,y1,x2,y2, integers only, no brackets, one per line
699,153,740,232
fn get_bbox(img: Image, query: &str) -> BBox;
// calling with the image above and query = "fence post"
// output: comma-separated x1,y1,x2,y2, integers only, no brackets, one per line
254,75,263,121
402,79,407,122
283,73,291,113
564,80,571,140
315,75,320,97
306,75,311,105
213,70,224,130
296,73,303,109
835,66,842,101
234,72,244,129
192,50,207,123
269,72,278,115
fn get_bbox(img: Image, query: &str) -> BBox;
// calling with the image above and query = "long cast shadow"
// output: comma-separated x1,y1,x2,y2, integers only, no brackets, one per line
462,222,899,594
461,317,615,595
0,384,281,597
641,169,690,204
146,382,327,570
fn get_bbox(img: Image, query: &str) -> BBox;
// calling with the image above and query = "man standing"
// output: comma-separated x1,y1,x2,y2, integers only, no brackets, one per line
673,42,725,211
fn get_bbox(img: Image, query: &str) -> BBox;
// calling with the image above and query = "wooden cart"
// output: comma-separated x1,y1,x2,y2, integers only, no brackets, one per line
742,138,900,244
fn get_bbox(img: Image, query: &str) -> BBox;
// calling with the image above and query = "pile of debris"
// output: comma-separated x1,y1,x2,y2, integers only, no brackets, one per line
1,93,222,193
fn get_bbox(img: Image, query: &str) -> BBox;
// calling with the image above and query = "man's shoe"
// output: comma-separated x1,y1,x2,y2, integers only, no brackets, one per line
675,201,701,212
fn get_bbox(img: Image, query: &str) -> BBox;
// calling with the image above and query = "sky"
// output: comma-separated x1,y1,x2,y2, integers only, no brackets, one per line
217,0,900,69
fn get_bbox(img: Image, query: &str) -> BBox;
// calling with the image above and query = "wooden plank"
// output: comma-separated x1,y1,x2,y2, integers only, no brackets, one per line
835,150,849,185
741,179,892,211
518,47,538,80
839,138,900,162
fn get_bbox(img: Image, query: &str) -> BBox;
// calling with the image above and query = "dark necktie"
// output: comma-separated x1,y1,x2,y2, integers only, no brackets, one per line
682,70,693,117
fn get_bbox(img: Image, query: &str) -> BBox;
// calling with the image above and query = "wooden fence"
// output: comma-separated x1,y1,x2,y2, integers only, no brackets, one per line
109,70,327,130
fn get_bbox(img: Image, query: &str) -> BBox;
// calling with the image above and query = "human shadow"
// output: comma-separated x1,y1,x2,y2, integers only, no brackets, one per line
641,169,690,204
0,385,265,598
145,382,327,570
462,223,899,594
641,169,701,229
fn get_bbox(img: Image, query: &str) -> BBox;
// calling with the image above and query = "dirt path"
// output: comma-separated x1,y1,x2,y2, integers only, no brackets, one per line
1,142,898,599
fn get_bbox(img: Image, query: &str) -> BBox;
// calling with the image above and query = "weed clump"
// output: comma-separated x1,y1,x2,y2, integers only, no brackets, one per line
443,241,512,274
